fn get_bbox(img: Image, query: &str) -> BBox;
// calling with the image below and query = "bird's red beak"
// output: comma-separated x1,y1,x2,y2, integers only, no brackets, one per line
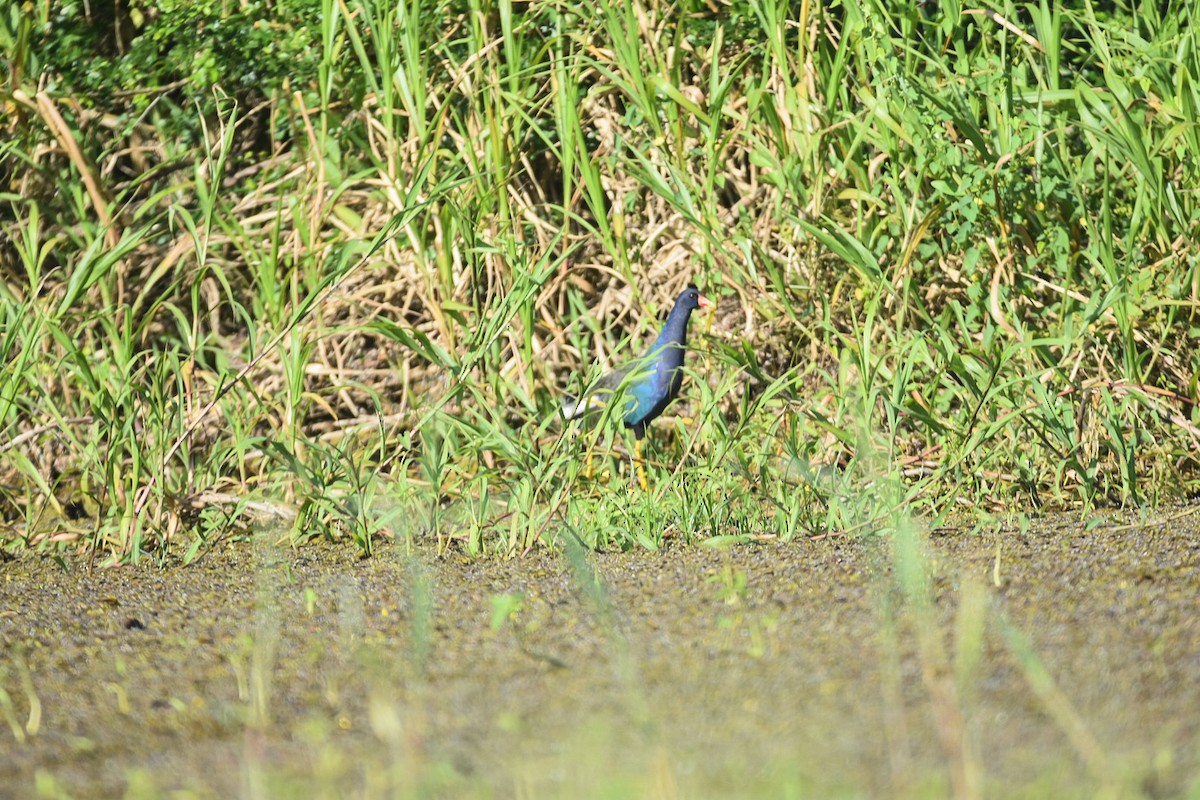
698,294,713,309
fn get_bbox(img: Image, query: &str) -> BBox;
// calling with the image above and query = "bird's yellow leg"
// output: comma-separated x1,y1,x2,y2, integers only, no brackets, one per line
635,438,648,491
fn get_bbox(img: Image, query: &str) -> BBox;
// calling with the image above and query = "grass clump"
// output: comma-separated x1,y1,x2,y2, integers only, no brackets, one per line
3,0,1200,561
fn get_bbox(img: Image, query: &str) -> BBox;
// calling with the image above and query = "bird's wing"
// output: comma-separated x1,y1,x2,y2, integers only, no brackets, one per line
593,363,637,392
560,358,655,421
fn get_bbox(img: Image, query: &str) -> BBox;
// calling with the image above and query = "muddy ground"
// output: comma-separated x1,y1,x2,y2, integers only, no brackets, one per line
2,509,1198,799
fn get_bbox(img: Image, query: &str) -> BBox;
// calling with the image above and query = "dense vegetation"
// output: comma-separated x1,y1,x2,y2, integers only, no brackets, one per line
3,0,1199,561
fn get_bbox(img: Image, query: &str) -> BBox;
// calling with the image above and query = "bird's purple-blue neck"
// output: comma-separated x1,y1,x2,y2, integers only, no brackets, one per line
652,289,707,349
636,291,703,379
652,298,697,351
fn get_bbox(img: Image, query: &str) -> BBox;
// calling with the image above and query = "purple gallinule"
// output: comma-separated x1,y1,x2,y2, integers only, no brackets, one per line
562,287,712,488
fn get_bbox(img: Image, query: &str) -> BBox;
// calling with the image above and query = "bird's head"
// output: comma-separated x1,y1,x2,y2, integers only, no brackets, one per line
676,286,713,313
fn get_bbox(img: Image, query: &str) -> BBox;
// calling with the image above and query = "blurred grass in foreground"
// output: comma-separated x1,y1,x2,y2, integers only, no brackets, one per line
3,0,1200,561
